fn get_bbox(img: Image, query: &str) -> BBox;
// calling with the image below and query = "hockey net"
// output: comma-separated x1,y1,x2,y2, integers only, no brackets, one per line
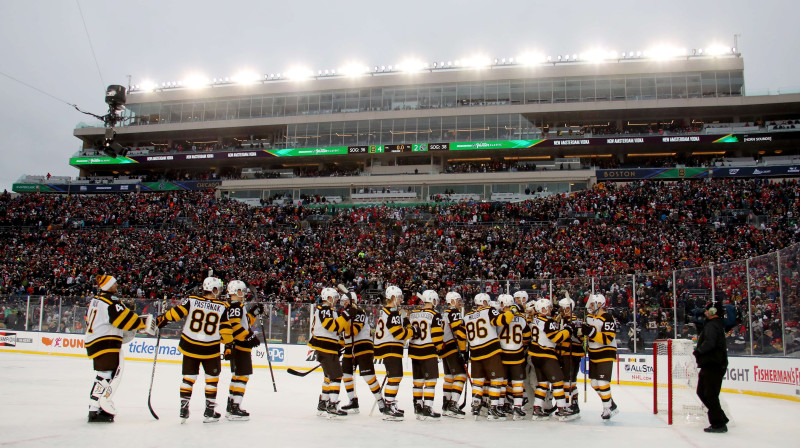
653,339,706,425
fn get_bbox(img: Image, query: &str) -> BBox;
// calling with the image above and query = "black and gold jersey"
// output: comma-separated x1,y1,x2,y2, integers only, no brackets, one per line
557,314,585,357
161,295,230,359
308,304,348,355
408,308,444,360
441,307,467,358
340,305,374,358
528,314,571,360
374,307,412,359
220,301,257,353
85,292,146,359
463,306,513,361
497,313,531,365
586,311,617,362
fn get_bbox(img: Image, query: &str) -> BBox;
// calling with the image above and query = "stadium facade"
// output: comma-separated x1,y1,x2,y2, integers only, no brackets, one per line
15,51,800,201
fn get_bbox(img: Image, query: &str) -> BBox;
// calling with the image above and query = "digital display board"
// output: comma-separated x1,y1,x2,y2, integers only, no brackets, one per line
348,146,369,154
383,144,415,153
427,143,450,151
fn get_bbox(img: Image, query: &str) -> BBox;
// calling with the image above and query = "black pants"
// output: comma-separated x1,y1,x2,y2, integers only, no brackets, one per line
697,367,729,427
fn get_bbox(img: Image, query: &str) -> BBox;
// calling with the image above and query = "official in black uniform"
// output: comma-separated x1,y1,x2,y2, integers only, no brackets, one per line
693,301,730,433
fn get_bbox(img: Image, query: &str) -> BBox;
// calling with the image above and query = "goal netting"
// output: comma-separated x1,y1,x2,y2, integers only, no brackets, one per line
653,339,706,425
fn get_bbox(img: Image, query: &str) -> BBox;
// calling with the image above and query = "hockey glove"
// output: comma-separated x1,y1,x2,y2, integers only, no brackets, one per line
223,343,233,360
242,332,261,349
247,303,265,317
581,323,597,339
155,314,169,329
141,314,157,335
411,325,421,340
403,317,411,327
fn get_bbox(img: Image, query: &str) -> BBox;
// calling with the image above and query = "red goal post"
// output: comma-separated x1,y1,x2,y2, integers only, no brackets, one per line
653,339,705,425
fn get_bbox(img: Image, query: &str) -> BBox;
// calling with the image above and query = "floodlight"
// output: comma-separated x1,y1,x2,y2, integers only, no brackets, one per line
140,80,157,92
706,45,729,56
286,67,314,80
184,75,210,89
400,59,426,72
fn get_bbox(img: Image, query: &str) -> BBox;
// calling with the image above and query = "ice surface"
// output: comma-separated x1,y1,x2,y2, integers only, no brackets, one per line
1,353,797,448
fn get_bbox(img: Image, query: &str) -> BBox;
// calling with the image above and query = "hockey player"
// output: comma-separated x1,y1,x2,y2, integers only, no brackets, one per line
374,285,414,421
156,276,231,423
338,290,387,415
582,294,619,419
528,298,578,421
408,290,445,420
220,280,263,421
440,291,468,418
512,290,529,311
557,295,584,413
308,287,349,418
464,292,514,420
85,275,156,422
496,293,531,420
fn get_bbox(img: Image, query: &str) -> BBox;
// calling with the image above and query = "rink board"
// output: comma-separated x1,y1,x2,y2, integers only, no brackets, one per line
2,330,798,401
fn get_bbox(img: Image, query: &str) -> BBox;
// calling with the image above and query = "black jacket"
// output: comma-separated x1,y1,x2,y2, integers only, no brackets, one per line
694,317,728,369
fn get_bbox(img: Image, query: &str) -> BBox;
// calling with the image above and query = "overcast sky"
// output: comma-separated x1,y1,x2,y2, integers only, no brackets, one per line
1,0,798,191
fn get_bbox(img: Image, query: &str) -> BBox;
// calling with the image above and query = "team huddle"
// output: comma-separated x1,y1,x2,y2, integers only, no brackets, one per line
309,285,619,422
83,275,618,424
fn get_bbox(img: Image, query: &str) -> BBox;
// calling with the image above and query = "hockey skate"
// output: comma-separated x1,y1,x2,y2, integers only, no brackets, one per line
87,409,114,423
326,401,347,419
441,398,453,417
444,400,466,419
511,406,527,420
203,401,221,423
487,405,507,421
601,400,619,420
531,406,550,421
471,399,482,420
376,398,389,415
417,405,441,420
413,400,424,417
382,401,404,421
569,401,580,414
556,406,579,422
226,401,250,421
317,397,328,417
179,400,190,424
341,397,360,414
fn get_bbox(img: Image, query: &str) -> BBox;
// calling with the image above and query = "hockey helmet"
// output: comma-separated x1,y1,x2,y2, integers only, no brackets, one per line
321,287,340,304
513,290,529,302
421,290,439,306
227,280,247,297
586,294,606,313
497,294,515,309
474,293,490,307
384,285,403,301
534,298,552,315
444,291,462,307
202,277,223,295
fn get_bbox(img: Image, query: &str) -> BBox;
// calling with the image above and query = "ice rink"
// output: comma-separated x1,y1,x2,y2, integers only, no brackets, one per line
1,352,797,448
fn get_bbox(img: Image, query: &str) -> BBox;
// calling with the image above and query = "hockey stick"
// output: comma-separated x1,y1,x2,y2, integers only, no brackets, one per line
369,375,389,416
147,295,167,420
252,284,277,392
287,364,322,377
583,309,589,403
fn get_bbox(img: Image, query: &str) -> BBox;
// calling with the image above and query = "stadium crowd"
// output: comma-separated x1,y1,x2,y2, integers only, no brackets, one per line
0,179,798,352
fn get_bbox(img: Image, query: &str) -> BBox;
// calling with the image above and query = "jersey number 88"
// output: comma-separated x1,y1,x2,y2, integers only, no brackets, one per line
189,309,220,336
